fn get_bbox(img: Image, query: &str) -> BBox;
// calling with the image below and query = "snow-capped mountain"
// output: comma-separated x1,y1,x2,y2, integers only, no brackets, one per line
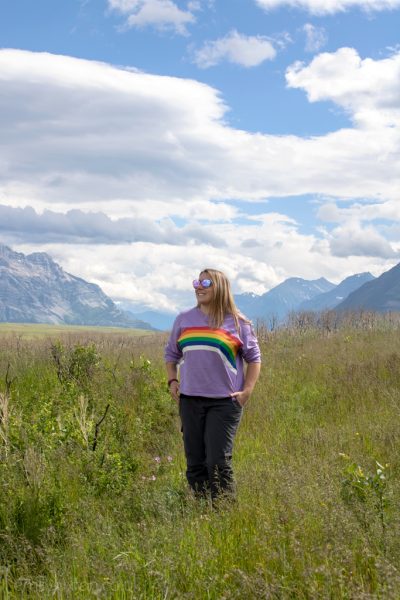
235,277,335,322
298,272,375,312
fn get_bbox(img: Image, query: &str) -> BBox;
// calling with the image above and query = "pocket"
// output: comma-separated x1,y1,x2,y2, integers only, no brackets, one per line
231,397,243,410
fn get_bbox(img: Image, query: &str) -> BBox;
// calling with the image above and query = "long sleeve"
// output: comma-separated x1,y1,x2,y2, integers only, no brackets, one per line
164,314,183,363
240,320,261,364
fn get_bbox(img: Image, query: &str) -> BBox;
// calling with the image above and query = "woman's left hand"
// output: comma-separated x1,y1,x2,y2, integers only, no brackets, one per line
231,389,251,408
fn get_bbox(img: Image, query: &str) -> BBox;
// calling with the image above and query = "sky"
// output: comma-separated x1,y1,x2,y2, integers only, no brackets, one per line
1,0,400,313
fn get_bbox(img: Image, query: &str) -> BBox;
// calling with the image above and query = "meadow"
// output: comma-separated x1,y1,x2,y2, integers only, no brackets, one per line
0,314,399,599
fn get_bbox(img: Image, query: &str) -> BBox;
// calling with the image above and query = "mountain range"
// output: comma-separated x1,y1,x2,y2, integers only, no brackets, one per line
298,273,375,312
1,242,399,330
0,244,153,330
234,272,376,323
235,277,335,323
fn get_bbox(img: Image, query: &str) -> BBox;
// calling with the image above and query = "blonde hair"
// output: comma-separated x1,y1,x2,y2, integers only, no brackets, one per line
199,268,249,331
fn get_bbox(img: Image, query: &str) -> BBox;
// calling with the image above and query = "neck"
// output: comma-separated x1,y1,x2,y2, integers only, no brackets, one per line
198,304,211,315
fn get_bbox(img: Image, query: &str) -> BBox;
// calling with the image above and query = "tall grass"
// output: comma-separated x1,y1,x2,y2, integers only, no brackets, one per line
0,319,399,598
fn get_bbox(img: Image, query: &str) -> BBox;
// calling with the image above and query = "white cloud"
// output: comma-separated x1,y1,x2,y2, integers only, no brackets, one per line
255,0,400,15
286,47,400,128
302,23,327,53
187,1,201,10
2,48,400,212
329,222,399,258
318,200,400,223
108,0,195,34
108,0,138,11
0,205,226,247
194,30,277,68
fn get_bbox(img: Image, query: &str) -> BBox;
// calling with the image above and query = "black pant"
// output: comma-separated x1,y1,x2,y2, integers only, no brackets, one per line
179,394,243,500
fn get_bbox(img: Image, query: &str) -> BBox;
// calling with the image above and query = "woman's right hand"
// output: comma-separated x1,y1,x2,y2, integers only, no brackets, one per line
169,380,180,403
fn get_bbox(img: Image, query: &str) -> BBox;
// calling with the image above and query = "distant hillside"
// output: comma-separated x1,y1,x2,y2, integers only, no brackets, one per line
117,304,175,331
0,244,153,329
337,261,400,312
298,272,375,312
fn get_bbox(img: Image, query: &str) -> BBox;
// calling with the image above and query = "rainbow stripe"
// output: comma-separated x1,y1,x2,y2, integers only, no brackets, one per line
177,327,242,373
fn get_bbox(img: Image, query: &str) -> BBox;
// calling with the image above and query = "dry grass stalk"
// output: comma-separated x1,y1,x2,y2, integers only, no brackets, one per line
23,447,45,492
0,391,10,458
74,394,91,449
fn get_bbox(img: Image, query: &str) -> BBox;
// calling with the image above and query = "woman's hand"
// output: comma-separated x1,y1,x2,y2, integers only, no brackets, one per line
232,363,261,407
231,388,251,408
169,380,180,403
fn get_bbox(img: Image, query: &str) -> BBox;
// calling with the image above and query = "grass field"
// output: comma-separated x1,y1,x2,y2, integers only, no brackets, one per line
0,318,399,598
0,322,156,339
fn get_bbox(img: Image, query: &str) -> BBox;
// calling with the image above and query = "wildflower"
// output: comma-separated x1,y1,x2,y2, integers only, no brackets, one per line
339,452,349,459
166,455,173,462
150,475,156,481
154,456,161,463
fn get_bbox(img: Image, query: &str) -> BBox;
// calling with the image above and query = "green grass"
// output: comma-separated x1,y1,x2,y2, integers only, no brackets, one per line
0,322,399,598
0,322,155,339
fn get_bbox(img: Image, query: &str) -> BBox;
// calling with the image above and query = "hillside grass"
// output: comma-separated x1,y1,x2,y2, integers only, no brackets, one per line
0,322,399,598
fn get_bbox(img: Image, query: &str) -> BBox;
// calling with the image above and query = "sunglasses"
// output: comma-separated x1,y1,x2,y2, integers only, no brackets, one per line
192,279,213,289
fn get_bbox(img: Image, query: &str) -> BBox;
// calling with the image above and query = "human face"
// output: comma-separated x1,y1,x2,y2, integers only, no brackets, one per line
194,273,214,311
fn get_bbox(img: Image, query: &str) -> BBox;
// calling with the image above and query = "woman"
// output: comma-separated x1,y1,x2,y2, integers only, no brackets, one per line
165,268,261,502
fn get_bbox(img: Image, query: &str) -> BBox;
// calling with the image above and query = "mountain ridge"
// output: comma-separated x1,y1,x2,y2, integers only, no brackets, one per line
298,272,376,312
235,276,335,322
336,262,400,312
0,243,153,330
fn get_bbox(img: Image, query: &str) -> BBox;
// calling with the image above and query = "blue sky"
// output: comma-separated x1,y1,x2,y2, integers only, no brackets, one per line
1,0,400,312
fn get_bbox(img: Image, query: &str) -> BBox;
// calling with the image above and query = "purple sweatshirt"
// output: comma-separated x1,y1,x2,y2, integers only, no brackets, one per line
164,307,261,398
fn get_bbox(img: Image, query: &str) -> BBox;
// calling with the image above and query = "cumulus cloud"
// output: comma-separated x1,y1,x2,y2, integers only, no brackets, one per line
318,200,400,224
329,222,399,258
302,23,327,52
0,205,226,247
255,0,400,15
241,238,263,248
193,30,277,68
0,48,229,206
2,47,400,214
108,0,195,34
286,47,400,128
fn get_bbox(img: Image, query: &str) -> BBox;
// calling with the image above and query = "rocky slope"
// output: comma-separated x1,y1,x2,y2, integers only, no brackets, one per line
336,261,400,312
0,244,153,329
